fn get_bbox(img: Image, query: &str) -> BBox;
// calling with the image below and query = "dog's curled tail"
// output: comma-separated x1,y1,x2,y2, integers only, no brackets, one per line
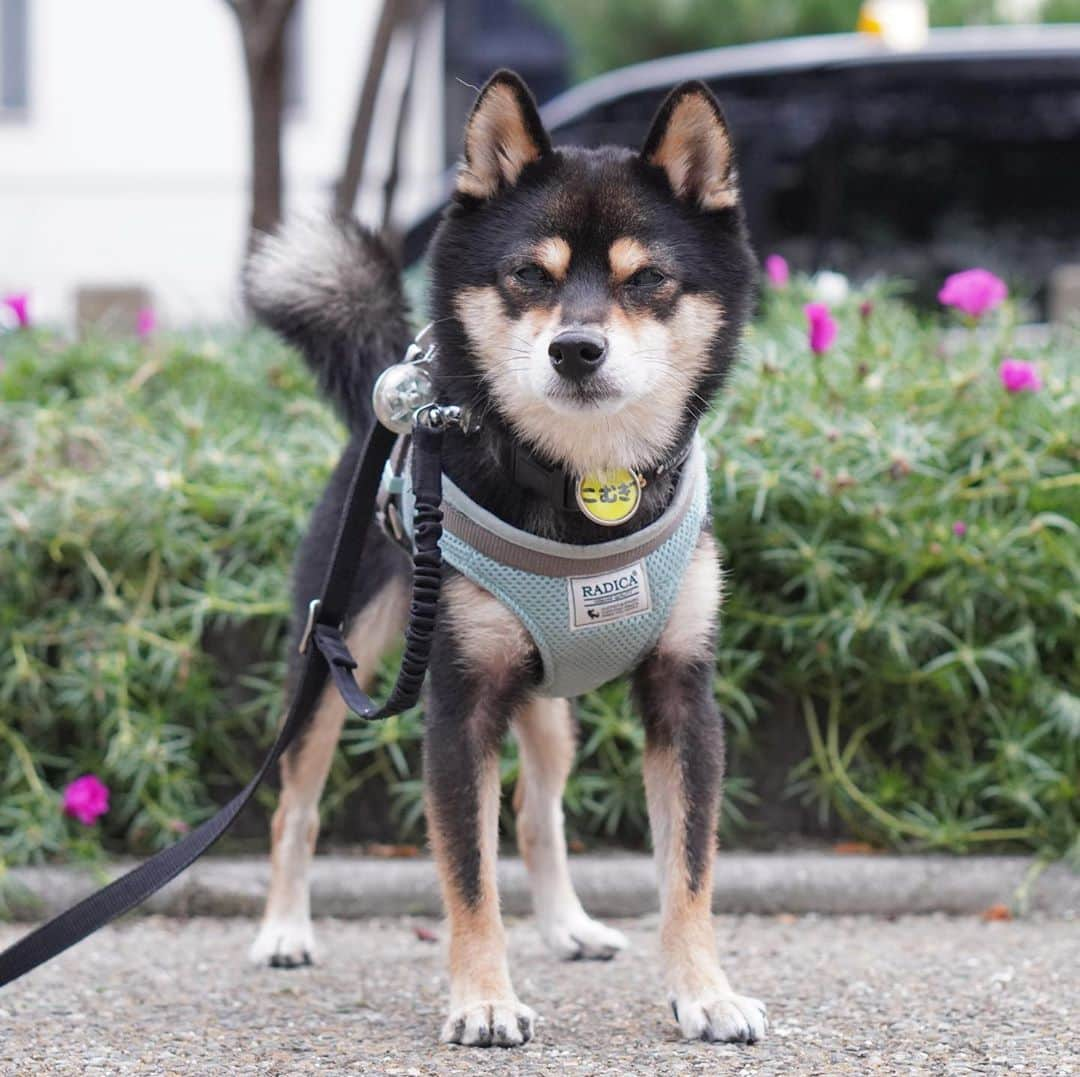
244,214,411,435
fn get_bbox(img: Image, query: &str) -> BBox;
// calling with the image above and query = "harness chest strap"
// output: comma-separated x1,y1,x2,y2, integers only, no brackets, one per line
399,439,708,698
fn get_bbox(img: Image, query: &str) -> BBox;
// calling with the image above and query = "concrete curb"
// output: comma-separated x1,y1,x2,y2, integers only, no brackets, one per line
5,853,1077,922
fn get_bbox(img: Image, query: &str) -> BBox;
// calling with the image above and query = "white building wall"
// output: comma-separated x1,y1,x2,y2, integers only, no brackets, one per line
0,0,444,327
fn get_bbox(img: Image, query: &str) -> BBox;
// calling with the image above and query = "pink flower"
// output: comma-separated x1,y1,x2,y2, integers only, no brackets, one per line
952,521,968,537
938,269,1007,319
2,292,30,327
999,358,1041,394
136,307,156,339
804,302,837,355
859,300,874,321
62,774,110,826
764,254,789,288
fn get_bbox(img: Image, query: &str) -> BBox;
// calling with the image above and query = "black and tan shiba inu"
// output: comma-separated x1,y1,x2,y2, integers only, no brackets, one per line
244,70,765,1048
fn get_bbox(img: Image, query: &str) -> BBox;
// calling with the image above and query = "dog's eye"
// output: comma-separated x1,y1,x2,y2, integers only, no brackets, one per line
513,264,552,287
627,267,666,289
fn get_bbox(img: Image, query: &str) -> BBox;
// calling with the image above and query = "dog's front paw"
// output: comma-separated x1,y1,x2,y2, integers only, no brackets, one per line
441,999,537,1048
670,990,767,1044
249,917,318,969
540,911,629,961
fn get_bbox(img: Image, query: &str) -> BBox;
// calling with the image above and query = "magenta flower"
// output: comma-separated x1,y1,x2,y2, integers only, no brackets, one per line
952,521,968,537
764,254,789,288
2,292,30,328
804,303,837,355
938,269,1007,319
136,307,156,340
999,358,1041,394
62,775,110,826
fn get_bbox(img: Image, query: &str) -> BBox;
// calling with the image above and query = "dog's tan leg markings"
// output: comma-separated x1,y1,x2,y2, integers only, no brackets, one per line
644,748,764,1042
657,532,723,663
443,574,535,673
430,577,537,1047
514,697,628,960
250,579,409,968
637,533,767,1043
429,751,535,1047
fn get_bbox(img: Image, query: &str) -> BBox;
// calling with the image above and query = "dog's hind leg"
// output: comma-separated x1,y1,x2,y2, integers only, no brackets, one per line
513,696,628,960
633,533,767,1043
250,574,409,968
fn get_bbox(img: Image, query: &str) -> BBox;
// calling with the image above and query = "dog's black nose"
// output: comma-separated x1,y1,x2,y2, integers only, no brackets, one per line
548,329,607,380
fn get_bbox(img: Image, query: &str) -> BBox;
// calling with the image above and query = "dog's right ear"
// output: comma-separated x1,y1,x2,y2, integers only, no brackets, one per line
642,81,738,211
456,70,551,200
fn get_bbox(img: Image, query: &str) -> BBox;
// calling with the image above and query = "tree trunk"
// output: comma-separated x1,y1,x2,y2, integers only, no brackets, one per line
380,0,428,247
227,0,296,250
334,0,409,219
244,35,286,245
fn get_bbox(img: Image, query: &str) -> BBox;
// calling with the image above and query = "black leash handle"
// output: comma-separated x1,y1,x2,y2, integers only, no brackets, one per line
0,420,445,989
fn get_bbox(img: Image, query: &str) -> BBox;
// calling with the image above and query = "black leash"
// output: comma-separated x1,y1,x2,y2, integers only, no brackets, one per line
0,420,446,989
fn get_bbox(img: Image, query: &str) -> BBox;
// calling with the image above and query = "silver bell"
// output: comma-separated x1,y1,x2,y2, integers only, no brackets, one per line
372,361,436,434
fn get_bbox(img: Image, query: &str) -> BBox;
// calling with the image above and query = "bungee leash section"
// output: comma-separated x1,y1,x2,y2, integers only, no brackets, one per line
0,407,455,989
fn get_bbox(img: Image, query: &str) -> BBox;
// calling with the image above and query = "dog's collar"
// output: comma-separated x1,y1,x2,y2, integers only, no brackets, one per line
440,438,705,572
496,438,694,517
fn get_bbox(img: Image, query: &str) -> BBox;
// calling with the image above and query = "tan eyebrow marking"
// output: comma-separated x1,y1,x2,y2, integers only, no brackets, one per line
531,236,572,282
609,237,651,283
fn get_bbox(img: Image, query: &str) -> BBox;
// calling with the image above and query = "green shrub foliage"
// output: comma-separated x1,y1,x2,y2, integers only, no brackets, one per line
1,281,1077,872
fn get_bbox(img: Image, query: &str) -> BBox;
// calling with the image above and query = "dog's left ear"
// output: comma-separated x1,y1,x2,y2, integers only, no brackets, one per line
456,70,551,200
641,82,738,211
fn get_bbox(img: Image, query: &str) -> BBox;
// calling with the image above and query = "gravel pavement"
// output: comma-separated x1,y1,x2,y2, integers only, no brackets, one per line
2,913,1077,1075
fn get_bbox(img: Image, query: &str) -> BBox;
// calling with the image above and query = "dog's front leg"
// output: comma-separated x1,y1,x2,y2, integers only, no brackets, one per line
425,576,538,1047
634,534,767,1044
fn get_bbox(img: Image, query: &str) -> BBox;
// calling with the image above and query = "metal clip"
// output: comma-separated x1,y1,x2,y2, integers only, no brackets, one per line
413,402,476,433
385,501,406,544
298,598,321,655
402,322,437,365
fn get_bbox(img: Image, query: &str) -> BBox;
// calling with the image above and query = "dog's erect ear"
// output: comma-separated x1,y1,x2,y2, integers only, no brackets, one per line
641,81,738,211
456,70,551,200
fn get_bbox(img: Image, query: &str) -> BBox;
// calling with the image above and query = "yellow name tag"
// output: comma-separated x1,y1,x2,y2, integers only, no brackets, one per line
575,468,643,526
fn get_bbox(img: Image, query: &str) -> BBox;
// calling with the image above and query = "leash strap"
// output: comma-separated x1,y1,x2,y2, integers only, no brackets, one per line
0,421,444,989
312,424,444,719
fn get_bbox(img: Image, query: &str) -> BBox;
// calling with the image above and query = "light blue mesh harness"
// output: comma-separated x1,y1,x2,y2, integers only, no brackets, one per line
397,442,707,698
